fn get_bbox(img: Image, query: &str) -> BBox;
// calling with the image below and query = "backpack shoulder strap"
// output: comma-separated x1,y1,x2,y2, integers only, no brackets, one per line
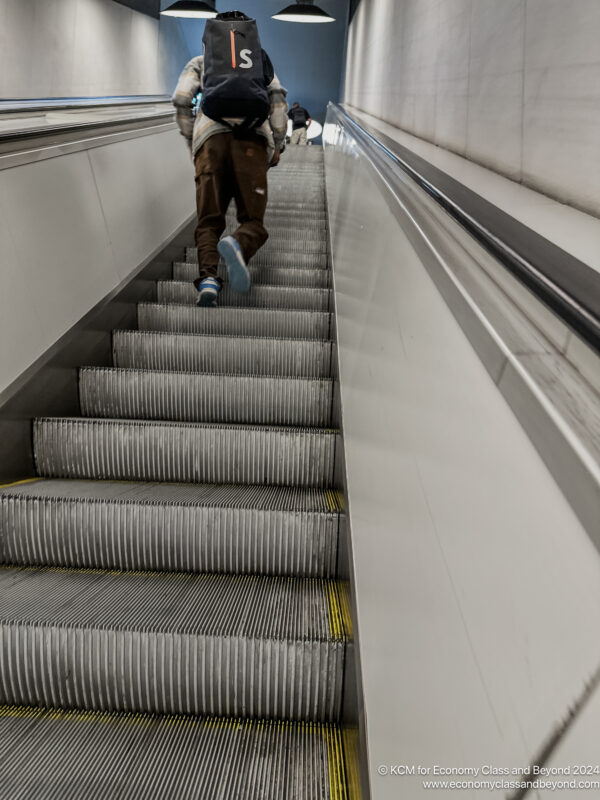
262,50,275,87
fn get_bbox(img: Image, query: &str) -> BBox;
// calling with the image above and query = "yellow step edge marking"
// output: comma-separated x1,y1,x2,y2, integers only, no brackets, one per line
325,725,348,800
325,489,344,512
338,582,354,640
0,477,43,490
326,581,352,641
342,728,362,800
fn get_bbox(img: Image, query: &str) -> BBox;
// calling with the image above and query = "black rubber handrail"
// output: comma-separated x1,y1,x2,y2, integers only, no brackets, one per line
330,103,600,354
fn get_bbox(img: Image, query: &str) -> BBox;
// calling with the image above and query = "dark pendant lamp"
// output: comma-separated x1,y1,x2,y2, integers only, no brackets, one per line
161,1,217,18
273,1,335,23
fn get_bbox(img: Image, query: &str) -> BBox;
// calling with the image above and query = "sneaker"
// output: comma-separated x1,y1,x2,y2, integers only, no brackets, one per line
218,235,251,294
196,276,221,307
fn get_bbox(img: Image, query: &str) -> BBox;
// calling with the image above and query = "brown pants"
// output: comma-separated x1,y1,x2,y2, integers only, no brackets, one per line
194,132,269,282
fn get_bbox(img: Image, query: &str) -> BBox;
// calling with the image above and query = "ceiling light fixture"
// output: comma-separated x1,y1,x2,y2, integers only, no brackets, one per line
273,1,335,24
161,1,217,18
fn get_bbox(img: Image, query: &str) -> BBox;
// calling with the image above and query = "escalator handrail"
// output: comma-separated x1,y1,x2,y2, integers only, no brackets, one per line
328,103,600,354
0,110,175,146
0,95,171,114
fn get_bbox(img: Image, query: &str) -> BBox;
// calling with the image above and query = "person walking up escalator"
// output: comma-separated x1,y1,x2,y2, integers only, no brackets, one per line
288,101,311,145
172,10,288,307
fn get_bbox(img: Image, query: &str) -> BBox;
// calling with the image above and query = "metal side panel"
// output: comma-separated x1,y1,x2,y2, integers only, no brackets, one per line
80,368,334,427
34,418,339,487
185,250,329,270
157,282,331,312
112,331,333,378
0,707,349,800
0,567,349,721
173,262,331,289
137,304,331,341
0,481,342,577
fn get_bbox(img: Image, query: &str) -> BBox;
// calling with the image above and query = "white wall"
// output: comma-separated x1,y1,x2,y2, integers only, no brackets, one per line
0,0,190,98
344,0,600,217
0,127,194,396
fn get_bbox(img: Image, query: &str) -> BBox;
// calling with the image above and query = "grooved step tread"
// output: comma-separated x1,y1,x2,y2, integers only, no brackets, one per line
0,480,343,577
186,247,329,264
0,479,344,513
137,303,331,340
34,418,339,488
79,368,334,426
157,282,331,312
0,566,350,640
173,262,331,288
112,330,333,378
0,706,352,800
0,567,350,719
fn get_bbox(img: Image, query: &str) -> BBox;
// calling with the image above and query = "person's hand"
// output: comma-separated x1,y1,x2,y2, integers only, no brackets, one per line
270,149,281,168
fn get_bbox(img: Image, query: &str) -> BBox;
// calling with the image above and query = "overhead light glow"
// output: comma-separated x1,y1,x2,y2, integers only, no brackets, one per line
287,120,323,139
273,3,335,23
161,1,217,18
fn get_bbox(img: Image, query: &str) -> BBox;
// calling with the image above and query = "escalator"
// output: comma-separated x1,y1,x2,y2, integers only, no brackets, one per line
0,146,356,798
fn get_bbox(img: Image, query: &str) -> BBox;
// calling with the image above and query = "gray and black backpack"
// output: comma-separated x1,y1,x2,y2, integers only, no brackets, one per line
201,12,274,132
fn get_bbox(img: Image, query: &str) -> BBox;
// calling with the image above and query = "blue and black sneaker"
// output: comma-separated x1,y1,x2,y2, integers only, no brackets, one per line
195,276,221,307
217,235,251,294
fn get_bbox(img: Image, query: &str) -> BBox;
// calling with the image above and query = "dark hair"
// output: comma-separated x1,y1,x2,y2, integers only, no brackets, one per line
216,11,250,20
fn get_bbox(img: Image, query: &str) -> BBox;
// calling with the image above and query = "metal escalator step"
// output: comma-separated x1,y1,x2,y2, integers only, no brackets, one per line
113,331,333,378
138,303,331,340
269,186,325,195
173,262,331,288
242,206,327,218
0,706,348,799
272,176,324,182
266,194,325,205
186,237,328,257
225,213,328,232
225,225,327,243
80,368,334,426
186,249,329,269
0,480,342,576
260,203,327,214
0,481,343,576
34,418,338,487
157,282,331,312
0,567,350,720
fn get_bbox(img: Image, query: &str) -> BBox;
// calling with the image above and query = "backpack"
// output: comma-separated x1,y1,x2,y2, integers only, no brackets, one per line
201,16,274,132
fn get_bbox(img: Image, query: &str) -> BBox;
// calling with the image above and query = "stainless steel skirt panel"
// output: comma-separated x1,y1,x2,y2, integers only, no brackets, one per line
112,331,333,378
34,418,338,487
80,368,334,427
